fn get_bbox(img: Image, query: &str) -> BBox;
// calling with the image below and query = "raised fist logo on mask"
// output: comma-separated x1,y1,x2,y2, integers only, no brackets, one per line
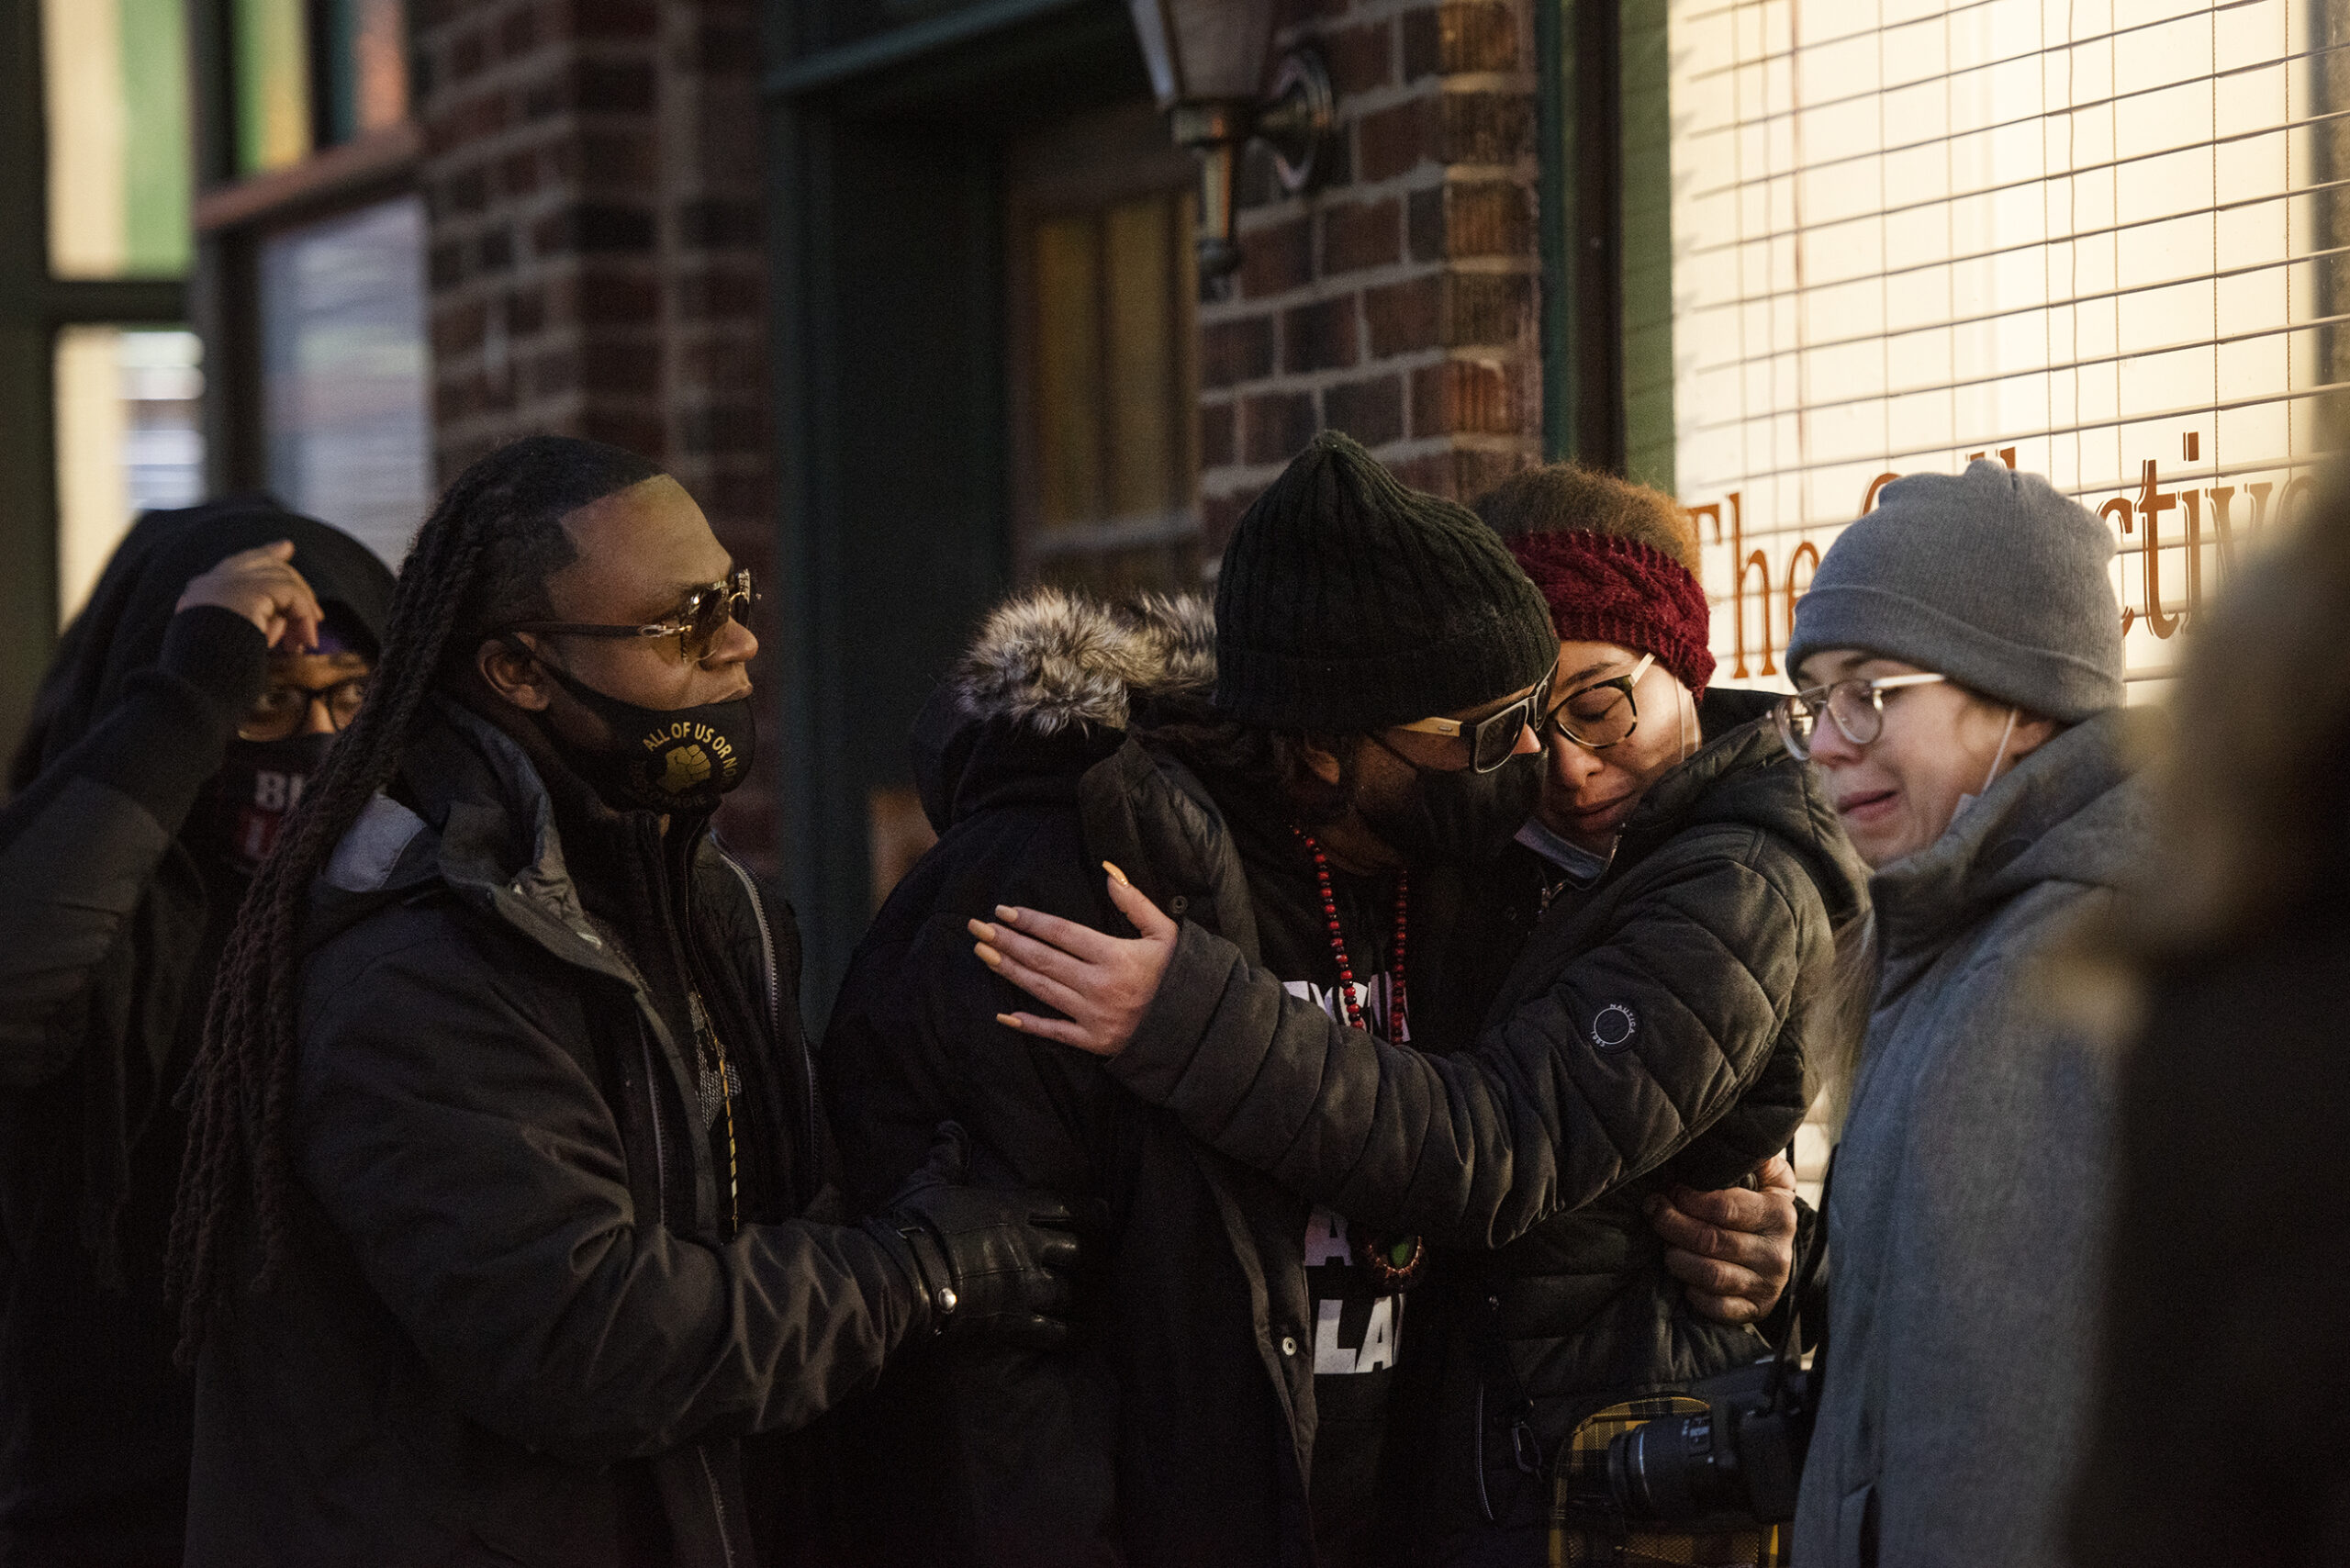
658,744,712,795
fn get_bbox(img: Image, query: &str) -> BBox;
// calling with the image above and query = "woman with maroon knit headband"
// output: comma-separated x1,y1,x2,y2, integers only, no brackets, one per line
1500,515,1718,866
975,463,1862,1563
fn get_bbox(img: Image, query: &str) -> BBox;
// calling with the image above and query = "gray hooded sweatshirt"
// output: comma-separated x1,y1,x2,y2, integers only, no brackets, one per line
1793,711,2149,1568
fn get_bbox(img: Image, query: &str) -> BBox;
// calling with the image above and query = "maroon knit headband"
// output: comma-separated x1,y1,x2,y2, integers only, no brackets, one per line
1505,531,1717,697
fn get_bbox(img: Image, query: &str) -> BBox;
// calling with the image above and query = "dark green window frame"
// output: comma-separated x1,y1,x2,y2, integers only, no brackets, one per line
1539,0,1673,492
0,0,188,762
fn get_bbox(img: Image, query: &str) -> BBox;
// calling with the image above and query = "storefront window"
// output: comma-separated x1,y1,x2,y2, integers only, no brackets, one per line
232,0,411,176
40,0,193,278
260,195,431,566
1665,0,2339,687
1010,103,1203,598
53,329,207,622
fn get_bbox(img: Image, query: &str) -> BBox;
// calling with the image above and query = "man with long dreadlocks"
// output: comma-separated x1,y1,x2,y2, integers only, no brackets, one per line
168,435,1078,1568
0,500,391,1567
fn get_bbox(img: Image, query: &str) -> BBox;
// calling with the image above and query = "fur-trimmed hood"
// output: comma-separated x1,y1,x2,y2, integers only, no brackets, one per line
948,587,1216,732
912,588,1217,833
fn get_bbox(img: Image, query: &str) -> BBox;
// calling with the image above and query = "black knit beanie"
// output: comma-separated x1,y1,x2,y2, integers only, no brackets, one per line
1213,432,1559,730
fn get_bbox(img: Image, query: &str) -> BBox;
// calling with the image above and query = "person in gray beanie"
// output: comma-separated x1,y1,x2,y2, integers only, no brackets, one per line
1776,458,2152,1567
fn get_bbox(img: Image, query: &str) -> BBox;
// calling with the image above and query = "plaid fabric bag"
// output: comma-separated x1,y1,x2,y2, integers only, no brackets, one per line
1548,1396,1786,1568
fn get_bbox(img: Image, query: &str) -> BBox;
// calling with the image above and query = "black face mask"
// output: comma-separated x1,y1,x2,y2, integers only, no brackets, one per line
538,660,756,816
1357,741,1542,869
203,732,335,876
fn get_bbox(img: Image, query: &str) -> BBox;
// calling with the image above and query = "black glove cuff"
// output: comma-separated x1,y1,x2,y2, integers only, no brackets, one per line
862,1215,955,1337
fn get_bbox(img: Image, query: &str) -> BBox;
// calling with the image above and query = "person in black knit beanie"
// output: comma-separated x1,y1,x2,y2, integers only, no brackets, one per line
1212,431,1560,730
824,432,1798,1568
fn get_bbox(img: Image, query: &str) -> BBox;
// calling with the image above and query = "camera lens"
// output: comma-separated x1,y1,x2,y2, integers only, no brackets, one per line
1596,1363,1813,1529
1607,1413,1714,1520
1606,1410,1753,1522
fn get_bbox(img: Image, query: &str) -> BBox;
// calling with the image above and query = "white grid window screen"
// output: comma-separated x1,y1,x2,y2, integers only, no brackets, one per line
1669,0,2339,688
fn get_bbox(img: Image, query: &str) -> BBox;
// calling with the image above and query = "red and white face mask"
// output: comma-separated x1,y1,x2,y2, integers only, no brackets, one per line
203,732,333,876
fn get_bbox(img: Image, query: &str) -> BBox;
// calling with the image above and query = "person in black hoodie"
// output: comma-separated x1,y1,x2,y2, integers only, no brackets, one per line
165,435,1077,1568
822,436,1796,1568
0,497,393,1566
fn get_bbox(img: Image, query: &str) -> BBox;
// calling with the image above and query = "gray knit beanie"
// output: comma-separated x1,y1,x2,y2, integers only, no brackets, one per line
1214,432,1559,730
1784,459,2124,722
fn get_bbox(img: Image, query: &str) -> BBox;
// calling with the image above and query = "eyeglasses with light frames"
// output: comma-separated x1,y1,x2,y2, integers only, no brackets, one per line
1772,672,1948,761
1391,669,1556,773
501,568,755,664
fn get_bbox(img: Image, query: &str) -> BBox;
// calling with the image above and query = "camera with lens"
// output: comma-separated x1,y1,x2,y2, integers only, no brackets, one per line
1601,1354,1815,1529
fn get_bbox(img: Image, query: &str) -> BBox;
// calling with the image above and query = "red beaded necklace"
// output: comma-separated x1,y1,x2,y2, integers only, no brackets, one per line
1292,826,1427,1291
1292,827,1409,1043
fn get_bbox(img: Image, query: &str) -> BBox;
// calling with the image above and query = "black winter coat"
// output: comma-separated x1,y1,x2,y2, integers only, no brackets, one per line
822,596,1324,1568
185,700,919,1568
0,501,392,1566
1103,689,1867,1557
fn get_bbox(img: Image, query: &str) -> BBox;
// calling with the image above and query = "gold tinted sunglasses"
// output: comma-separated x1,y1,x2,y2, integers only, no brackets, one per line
502,568,755,664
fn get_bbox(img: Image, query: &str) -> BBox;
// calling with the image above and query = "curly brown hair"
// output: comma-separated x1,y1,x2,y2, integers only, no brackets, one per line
1472,462,1699,570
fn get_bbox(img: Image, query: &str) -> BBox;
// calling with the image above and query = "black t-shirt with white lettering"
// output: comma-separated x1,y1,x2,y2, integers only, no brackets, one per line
1211,784,1420,1568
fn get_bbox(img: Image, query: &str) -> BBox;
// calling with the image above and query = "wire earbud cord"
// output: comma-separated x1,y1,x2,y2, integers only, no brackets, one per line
1982,707,2020,795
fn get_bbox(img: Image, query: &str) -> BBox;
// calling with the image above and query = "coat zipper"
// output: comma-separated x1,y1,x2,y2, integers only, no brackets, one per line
639,979,735,1565
720,853,818,1158
696,1444,740,1568
639,1036,671,1226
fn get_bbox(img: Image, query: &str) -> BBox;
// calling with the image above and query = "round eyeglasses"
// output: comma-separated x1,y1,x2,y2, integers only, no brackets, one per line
1542,653,1656,752
1772,673,1948,761
501,568,756,664
238,676,369,743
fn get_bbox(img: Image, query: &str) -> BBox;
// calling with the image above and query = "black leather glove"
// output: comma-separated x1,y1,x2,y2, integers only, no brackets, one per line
865,1121,1080,1347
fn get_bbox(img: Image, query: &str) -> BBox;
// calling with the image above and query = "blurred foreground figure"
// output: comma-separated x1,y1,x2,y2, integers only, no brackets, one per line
167,436,1075,1568
0,500,391,1567
1779,460,2150,1568
2067,465,2350,1565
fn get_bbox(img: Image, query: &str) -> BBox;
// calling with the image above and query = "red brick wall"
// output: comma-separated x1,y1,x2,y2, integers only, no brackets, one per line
411,0,778,868
1198,0,1545,547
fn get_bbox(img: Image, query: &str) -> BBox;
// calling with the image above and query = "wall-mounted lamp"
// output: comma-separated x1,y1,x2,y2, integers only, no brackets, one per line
1125,0,1335,283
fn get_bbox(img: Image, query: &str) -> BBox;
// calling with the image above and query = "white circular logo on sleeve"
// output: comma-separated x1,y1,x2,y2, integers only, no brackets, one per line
1589,1003,1639,1053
